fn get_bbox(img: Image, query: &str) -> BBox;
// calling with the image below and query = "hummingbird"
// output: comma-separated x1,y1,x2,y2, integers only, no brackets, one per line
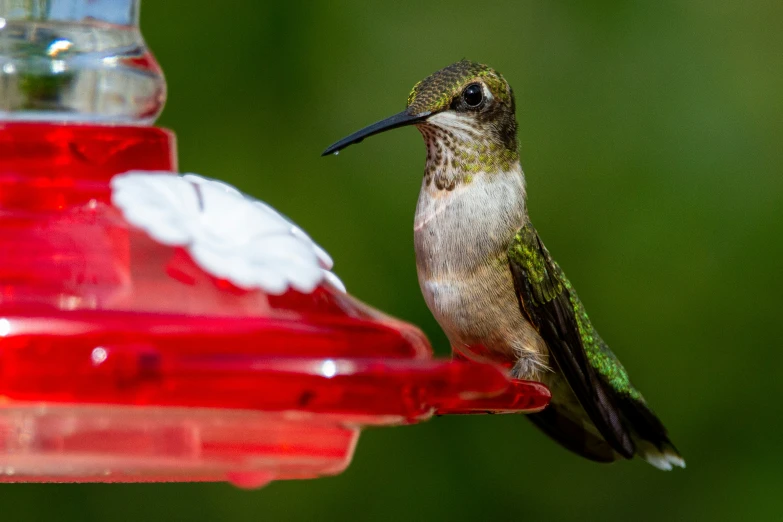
323,60,684,470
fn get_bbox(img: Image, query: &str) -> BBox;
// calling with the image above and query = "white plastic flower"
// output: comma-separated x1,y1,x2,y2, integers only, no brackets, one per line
110,172,345,295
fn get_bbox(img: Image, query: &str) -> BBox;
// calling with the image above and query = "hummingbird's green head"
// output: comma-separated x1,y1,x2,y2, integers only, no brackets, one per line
405,59,515,127
323,60,520,180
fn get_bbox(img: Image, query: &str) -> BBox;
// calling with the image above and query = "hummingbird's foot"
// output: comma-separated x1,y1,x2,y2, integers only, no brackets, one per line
510,352,549,382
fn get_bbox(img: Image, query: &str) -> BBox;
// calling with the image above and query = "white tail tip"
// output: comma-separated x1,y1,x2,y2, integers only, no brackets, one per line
643,447,686,471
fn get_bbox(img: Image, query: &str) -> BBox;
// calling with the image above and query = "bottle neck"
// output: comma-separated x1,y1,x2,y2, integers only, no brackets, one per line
0,0,165,124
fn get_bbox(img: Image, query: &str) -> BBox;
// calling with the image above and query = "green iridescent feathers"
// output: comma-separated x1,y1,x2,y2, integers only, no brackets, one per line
560,276,643,401
507,225,564,308
406,59,513,115
507,224,641,400
507,223,687,463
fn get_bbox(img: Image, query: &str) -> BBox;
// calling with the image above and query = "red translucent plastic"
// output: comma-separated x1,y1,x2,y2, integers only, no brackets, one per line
0,406,357,487
0,123,550,486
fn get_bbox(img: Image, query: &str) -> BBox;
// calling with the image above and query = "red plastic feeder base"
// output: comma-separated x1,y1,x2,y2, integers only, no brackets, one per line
0,123,550,486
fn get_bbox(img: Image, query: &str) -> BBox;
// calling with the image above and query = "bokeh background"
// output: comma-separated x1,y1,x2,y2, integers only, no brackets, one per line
4,1,783,520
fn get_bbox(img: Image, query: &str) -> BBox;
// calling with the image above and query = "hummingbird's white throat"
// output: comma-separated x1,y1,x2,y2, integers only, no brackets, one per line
425,111,483,140
417,110,520,193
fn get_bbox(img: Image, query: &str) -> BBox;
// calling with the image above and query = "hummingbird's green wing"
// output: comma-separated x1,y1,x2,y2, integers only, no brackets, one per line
507,223,674,461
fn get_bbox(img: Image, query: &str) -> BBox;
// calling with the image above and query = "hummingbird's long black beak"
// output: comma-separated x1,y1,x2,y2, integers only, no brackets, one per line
322,110,431,156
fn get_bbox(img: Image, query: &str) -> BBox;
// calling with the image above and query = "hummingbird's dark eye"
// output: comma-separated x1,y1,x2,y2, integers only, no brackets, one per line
462,83,484,107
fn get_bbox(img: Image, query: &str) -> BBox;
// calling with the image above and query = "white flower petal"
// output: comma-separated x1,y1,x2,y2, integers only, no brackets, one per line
244,235,319,264
112,171,342,295
288,226,333,269
323,271,347,293
275,261,323,293
183,173,243,197
311,243,334,270
188,243,235,280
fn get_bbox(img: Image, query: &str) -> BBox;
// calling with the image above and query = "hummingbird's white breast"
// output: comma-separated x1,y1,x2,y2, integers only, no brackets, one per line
413,161,549,377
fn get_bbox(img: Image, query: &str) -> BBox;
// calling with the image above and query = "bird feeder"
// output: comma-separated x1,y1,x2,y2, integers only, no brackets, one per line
0,0,550,488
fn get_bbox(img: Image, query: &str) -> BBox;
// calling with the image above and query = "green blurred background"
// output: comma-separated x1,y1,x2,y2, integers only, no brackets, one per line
5,0,783,520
